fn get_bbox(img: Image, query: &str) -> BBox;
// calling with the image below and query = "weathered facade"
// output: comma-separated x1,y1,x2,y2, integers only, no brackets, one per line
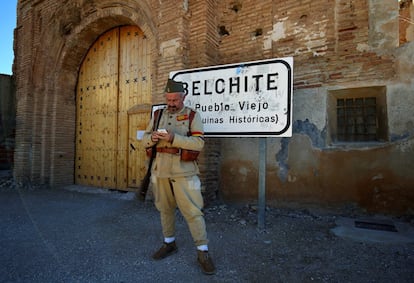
13,0,414,215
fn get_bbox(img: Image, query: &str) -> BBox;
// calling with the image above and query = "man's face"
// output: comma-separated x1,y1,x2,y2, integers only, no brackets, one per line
166,92,185,113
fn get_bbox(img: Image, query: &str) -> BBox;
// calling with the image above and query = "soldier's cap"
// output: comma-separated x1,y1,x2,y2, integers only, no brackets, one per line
165,78,185,93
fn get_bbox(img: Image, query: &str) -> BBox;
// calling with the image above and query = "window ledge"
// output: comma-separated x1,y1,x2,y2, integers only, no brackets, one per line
328,141,388,149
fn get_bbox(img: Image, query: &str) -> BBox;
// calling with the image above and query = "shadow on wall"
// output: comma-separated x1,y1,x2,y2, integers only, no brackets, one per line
0,74,16,170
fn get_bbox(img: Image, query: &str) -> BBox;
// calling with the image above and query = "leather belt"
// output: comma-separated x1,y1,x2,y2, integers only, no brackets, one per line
156,147,181,154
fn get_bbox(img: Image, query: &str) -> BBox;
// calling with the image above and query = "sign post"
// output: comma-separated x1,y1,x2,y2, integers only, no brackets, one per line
171,57,293,228
258,137,267,230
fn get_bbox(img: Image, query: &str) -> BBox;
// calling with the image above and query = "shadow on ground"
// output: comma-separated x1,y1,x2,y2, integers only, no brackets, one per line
1,173,413,283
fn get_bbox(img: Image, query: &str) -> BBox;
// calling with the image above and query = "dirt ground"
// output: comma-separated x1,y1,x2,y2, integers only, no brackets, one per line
1,170,413,282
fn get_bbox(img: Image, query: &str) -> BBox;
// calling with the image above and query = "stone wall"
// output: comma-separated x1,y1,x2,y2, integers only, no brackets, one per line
13,0,414,214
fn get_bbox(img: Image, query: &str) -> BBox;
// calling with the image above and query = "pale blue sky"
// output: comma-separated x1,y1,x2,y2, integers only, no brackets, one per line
0,0,17,75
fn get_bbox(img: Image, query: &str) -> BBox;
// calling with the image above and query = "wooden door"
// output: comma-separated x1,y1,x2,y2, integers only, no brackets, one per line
119,26,152,188
76,26,152,190
127,105,152,188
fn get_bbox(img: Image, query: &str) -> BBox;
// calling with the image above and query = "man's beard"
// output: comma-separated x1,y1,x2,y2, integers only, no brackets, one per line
168,106,178,113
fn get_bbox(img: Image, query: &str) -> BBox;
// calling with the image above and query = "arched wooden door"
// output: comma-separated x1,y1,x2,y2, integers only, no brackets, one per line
76,26,152,190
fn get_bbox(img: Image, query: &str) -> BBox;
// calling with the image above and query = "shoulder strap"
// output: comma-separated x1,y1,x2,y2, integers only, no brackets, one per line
189,110,196,123
187,110,196,136
152,109,164,131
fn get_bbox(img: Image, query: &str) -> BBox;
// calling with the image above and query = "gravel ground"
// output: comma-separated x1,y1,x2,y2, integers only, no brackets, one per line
1,170,413,283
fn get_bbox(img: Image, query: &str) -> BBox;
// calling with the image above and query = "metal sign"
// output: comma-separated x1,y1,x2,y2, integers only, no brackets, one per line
171,57,293,137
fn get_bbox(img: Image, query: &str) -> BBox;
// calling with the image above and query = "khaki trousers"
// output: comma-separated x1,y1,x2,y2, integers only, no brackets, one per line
152,175,208,247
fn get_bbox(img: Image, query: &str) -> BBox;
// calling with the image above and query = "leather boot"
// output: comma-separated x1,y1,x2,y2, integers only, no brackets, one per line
197,250,216,275
152,242,178,260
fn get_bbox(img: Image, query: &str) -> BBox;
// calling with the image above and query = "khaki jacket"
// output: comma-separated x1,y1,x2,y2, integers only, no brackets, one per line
142,106,204,178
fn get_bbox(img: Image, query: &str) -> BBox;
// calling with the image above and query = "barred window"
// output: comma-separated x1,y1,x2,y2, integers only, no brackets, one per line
328,86,388,144
337,97,377,142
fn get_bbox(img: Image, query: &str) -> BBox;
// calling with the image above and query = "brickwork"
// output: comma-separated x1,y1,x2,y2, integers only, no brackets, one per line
13,0,414,213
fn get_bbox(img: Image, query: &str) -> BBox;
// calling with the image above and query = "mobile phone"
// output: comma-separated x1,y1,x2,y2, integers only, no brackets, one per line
157,129,168,133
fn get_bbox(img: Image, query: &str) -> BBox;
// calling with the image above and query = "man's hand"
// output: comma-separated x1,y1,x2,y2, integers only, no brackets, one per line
151,130,175,143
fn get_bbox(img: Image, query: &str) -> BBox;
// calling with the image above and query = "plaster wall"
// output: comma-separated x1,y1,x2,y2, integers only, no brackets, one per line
218,0,414,215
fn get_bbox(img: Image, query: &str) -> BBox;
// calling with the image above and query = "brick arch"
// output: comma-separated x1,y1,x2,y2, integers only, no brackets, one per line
24,3,157,187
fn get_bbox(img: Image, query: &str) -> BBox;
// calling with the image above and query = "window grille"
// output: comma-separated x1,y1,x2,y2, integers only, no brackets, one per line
337,97,378,142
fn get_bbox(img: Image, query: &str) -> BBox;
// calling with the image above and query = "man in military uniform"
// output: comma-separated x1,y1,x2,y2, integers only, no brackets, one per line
142,79,215,275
